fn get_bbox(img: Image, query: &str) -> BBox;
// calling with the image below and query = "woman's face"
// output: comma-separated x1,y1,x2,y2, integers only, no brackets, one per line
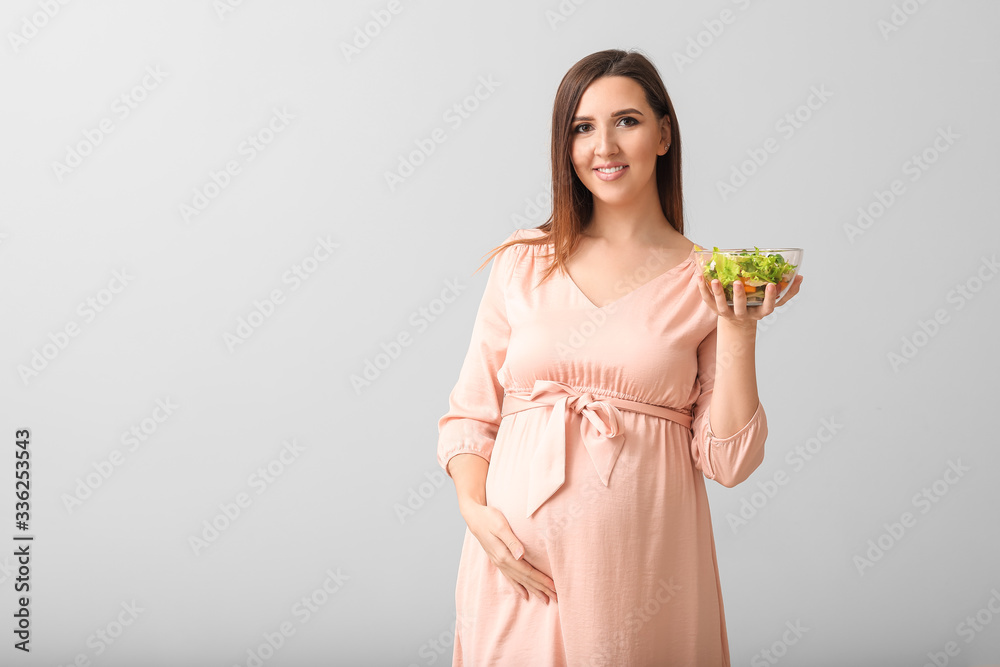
569,75,669,208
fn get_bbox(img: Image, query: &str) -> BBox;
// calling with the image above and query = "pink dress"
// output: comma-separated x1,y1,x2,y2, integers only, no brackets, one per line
437,228,768,666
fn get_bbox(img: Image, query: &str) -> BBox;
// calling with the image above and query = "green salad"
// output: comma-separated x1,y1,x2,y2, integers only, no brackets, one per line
701,246,797,303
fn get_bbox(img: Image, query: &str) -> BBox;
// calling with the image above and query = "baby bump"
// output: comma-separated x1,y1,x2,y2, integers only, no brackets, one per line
484,411,535,540
485,410,617,573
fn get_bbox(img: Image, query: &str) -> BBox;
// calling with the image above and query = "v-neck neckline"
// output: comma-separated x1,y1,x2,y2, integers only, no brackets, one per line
563,243,697,310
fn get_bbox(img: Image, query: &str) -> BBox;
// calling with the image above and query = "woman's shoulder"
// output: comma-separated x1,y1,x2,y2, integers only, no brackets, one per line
491,228,550,280
497,227,549,259
507,227,548,242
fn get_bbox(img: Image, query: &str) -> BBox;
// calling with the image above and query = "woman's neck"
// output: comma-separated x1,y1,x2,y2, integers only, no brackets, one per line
584,198,677,246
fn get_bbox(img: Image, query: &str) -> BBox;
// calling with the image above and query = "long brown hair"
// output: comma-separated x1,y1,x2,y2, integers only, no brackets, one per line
474,48,684,285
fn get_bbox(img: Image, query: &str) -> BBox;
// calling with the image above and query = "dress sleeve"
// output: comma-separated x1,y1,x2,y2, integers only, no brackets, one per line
688,326,768,487
436,235,516,478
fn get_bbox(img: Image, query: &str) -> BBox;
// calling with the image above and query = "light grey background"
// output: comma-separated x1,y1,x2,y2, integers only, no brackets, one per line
2,1,998,665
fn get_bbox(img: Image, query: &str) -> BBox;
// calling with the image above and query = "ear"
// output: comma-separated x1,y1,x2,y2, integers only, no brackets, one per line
659,115,672,154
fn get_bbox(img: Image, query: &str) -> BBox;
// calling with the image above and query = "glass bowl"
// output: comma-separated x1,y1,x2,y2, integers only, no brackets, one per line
693,246,803,306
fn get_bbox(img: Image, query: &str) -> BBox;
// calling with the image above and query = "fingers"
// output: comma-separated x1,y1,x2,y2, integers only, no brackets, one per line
505,559,557,604
506,537,524,561
702,274,803,315
495,544,557,604
775,274,803,307
490,512,525,561
758,282,778,315
505,576,529,602
697,277,724,314
710,279,729,312
480,510,556,604
696,275,712,305
524,567,558,603
732,280,748,317
789,273,804,296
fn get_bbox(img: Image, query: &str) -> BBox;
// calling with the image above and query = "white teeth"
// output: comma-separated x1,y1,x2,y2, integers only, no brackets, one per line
597,166,625,173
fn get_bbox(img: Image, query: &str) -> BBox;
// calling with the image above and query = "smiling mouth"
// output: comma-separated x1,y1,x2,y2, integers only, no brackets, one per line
595,166,627,174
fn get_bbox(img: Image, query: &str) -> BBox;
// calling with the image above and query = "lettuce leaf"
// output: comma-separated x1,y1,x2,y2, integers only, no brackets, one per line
703,246,797,288
711,251,741,285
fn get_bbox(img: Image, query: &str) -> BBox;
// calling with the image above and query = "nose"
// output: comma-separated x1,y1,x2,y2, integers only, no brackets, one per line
594,124,618,158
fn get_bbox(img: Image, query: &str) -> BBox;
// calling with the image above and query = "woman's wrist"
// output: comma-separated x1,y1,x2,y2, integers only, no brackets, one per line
717,315,758,336
449,453,489,517
458,495,486,517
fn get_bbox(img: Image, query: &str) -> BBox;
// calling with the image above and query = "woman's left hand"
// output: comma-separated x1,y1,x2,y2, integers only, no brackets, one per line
696,274,804,324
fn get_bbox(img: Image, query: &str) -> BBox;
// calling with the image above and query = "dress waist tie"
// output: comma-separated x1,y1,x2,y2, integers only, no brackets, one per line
500,380,693,518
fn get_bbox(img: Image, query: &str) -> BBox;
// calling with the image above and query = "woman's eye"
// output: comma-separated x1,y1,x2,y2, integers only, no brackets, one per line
574,118,637,133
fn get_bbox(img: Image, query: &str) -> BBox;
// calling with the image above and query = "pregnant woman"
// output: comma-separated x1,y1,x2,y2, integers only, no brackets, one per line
437,48,803,666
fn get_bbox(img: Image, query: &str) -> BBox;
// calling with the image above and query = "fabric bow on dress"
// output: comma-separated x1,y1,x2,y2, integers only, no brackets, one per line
501,379,693,518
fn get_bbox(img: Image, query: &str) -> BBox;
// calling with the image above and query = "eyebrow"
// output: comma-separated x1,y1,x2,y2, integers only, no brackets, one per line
572,108,644,122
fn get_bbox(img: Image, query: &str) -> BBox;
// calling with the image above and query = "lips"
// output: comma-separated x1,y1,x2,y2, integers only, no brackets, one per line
593,163,628,181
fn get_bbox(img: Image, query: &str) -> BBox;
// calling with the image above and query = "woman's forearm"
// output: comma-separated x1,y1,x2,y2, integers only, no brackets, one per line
709,318,760,438
448,453,489,515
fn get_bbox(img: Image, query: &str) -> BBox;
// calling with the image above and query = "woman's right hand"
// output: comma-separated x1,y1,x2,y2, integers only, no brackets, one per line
460,501,558,605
